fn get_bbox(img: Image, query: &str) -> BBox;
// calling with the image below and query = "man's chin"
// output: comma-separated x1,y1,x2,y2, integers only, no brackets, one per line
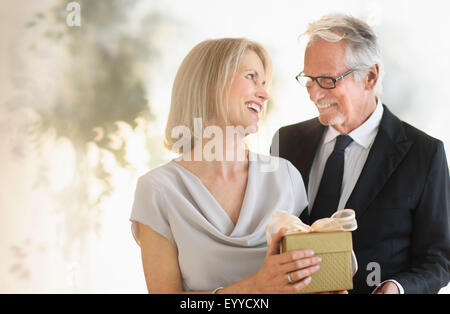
318,114,346,127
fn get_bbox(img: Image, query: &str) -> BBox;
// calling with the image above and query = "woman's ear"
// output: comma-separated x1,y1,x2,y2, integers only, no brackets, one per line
365,64,379,91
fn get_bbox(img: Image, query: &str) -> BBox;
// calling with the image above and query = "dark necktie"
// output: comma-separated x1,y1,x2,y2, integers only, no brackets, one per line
309,135,353,224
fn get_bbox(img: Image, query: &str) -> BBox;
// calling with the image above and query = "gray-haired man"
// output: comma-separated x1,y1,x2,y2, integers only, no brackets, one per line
272,14,450,294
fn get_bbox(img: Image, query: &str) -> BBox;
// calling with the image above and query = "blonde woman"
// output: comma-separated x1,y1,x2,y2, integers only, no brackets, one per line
130,38,321,293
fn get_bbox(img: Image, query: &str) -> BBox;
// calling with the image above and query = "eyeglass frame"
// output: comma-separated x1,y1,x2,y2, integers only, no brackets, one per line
295,69,355,90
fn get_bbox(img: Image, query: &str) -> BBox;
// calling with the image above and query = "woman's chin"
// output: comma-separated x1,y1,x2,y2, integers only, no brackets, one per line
244,124,258,135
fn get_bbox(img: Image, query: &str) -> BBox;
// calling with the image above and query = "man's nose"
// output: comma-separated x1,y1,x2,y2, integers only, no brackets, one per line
307,81,325,103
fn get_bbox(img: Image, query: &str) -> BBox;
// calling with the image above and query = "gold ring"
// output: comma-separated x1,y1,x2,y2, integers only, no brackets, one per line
287,272,294,284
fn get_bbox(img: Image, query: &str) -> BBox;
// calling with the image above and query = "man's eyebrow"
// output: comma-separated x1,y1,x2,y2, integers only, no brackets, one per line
304,71,334,77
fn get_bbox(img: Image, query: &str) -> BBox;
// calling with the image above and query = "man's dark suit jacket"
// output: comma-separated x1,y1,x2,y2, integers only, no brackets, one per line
271,105,450,293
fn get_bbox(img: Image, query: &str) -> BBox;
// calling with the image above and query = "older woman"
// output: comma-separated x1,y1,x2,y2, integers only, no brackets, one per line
130,38,321,293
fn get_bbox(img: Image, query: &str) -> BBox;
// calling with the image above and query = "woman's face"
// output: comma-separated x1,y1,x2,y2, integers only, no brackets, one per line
225,50,270,134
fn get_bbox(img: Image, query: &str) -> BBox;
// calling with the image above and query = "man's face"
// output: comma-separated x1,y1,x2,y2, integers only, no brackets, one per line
303,39,376,134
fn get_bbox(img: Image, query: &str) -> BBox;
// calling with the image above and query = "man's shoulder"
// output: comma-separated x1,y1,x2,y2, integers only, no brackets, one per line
401,121,446,161
383,105,444,153
271,117,324,159
277,117,321,138
401,120,442,146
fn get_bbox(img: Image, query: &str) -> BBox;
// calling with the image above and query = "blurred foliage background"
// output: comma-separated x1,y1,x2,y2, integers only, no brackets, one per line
1,0,180,291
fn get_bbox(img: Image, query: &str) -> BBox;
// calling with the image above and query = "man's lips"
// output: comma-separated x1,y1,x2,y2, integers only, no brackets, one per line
316,103,338,110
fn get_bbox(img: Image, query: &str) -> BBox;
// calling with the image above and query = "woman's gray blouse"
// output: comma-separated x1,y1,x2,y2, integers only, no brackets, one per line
130,152,307,291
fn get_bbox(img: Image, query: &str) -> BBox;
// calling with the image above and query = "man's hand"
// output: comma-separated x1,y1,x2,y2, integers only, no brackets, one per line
373,281,400,294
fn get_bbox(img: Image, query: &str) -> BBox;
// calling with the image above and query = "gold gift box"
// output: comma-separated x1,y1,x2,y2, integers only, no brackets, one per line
281,231,353,294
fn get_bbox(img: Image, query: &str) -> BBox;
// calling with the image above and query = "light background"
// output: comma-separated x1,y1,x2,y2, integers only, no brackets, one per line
0,0,449,293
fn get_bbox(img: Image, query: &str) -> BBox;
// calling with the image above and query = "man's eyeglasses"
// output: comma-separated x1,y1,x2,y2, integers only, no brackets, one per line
295,69,355,89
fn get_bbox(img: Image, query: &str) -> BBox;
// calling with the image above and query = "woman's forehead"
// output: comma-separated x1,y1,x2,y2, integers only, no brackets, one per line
238,51,266,74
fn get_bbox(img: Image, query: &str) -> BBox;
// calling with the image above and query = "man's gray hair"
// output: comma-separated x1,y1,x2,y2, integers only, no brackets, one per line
302,13,384,97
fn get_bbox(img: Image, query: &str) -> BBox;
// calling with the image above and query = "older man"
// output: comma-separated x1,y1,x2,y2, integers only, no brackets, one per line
272,14,450,294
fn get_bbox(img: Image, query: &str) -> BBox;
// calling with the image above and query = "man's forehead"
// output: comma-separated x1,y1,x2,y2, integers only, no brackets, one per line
303,40,347,75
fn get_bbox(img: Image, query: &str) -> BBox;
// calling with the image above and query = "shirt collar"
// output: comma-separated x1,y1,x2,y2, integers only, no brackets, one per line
323,98,384,149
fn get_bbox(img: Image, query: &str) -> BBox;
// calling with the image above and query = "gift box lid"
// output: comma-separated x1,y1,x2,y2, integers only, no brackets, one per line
281,231,352,254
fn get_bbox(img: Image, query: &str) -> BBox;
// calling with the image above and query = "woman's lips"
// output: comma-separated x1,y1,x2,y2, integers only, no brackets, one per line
245,101,262,113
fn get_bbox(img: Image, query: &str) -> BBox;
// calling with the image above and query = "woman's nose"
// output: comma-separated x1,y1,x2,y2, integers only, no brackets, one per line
256,85,270,102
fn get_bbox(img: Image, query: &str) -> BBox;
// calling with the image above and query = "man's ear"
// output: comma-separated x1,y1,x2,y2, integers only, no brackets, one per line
364,64,379,91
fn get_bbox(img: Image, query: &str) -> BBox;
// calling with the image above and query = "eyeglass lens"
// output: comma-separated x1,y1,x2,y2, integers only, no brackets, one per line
297,76,335,89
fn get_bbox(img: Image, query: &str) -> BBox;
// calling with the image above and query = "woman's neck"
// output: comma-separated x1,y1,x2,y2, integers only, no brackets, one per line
175,134,249,179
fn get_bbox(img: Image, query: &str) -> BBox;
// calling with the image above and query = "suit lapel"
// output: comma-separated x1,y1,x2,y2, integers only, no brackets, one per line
345,105,413,219
293,119,325,224
295,119,325,190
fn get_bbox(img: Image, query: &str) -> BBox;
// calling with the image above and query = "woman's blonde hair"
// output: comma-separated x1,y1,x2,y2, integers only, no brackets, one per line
164,38,272,154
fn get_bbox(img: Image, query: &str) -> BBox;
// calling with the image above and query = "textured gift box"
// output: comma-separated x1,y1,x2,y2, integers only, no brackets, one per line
281,231,353,294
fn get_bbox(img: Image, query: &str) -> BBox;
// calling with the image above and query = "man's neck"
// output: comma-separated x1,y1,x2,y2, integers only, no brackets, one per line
332,96,378,134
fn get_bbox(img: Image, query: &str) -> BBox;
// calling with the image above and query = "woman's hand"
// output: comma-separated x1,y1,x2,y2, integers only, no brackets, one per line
250,228,322,294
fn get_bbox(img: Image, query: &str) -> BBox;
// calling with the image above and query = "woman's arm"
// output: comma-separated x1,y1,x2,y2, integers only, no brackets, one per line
139,223,321,294
138,222,186,293
140,222,226,293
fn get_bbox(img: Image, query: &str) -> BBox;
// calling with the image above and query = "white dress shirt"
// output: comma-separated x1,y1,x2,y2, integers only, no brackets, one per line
307,99,383,213
307,99,404,294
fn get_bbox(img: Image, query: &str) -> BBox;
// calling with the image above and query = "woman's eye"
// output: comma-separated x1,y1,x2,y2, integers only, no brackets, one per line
245,73,255,80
